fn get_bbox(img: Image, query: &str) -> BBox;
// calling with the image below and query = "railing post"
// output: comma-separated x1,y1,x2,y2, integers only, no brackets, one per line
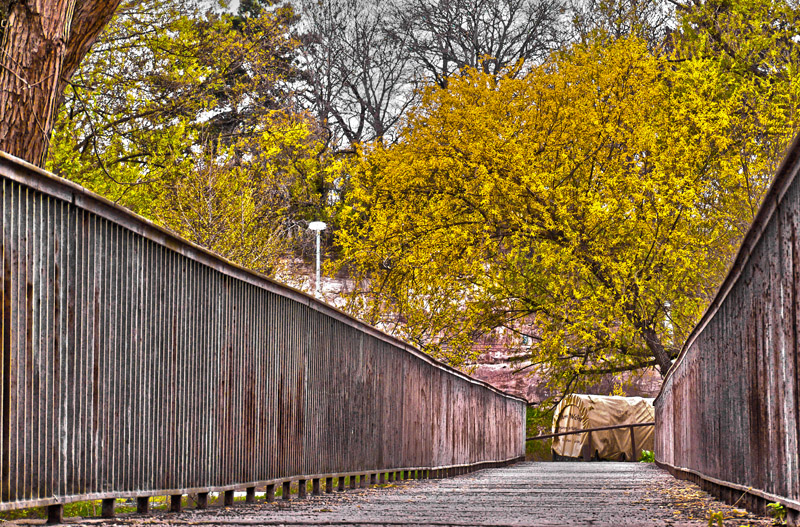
629,425,637,462
46,505,63,525
298,480,307,499
282,481,291,500
101,498,115,518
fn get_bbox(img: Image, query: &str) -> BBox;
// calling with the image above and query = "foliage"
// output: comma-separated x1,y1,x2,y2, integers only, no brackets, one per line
707,509,725,527
147,114,337,274
48,0,336,277
767,502,787,525
526,405,555,460
673,0,800,226
41,0,800,392
334,30,799,386
639,449,655,463
568,0,674,47
0,499,140,521
0,0,123,166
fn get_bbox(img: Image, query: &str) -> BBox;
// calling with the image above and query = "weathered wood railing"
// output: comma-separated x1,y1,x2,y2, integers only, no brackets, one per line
0,152,526,520
655,135,800,523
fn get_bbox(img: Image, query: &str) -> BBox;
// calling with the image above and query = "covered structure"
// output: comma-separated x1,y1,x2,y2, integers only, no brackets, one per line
551,394,654,461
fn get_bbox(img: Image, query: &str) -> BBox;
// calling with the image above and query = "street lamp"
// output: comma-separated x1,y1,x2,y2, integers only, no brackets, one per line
308,221,327,297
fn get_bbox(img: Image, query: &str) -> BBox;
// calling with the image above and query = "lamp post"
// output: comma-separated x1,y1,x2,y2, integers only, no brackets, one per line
308,221,327,297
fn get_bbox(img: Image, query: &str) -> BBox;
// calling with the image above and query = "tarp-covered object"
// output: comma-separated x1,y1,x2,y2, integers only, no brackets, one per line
551,394,654,461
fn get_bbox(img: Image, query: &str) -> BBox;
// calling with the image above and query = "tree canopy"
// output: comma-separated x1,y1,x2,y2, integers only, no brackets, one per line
4,0,800,394
47,0,337,276
334,22,800,388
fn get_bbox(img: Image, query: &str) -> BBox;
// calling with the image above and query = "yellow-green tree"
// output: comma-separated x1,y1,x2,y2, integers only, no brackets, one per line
335,33,799,387
48,0,336,276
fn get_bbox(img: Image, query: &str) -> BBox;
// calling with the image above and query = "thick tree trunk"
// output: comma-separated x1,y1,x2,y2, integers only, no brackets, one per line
0,0,121,167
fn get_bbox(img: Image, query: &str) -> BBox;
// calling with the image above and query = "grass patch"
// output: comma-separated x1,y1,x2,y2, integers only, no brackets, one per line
0,498,143,521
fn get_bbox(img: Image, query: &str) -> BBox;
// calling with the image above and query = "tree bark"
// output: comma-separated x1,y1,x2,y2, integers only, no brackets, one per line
0,0,121,167
640,325,674,378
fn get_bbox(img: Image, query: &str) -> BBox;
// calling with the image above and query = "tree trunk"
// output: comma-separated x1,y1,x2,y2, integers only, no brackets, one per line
640,326,674,378
0,0,121,167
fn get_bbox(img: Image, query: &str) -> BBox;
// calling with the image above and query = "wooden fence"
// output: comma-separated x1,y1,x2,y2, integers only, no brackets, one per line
655,135,800,520
0,152,526,514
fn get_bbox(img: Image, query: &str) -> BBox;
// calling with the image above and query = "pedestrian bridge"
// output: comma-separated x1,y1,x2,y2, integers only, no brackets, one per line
0,133,798,526
110,463,768,527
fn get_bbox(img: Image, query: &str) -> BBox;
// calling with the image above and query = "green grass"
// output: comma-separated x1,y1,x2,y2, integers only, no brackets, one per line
526,404,554,461
0,498,141,521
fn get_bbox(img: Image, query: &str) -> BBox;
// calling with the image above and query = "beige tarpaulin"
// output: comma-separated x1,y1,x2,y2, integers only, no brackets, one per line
551,394,654,461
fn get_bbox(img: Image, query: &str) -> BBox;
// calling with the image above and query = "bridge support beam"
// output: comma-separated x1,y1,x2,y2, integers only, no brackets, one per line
312,478,321,496
325,477,333,493
196,493,208,509
137,497,150,514
246,487,255,503
266,484,275,502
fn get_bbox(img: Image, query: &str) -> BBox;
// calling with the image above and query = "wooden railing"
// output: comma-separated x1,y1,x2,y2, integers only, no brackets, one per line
0,152,526,520
655,134,800,521
527,422,655,461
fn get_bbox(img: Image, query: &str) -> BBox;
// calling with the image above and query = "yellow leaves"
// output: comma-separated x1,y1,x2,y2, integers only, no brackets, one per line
335,26,800,382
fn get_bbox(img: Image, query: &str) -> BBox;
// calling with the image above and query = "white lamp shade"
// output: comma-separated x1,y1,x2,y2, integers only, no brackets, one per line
309,221,327,231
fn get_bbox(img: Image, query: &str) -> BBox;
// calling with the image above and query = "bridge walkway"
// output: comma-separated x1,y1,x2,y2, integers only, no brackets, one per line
87,463,773,527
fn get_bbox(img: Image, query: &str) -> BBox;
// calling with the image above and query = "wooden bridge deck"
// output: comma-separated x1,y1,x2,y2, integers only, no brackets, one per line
85,463,772,527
